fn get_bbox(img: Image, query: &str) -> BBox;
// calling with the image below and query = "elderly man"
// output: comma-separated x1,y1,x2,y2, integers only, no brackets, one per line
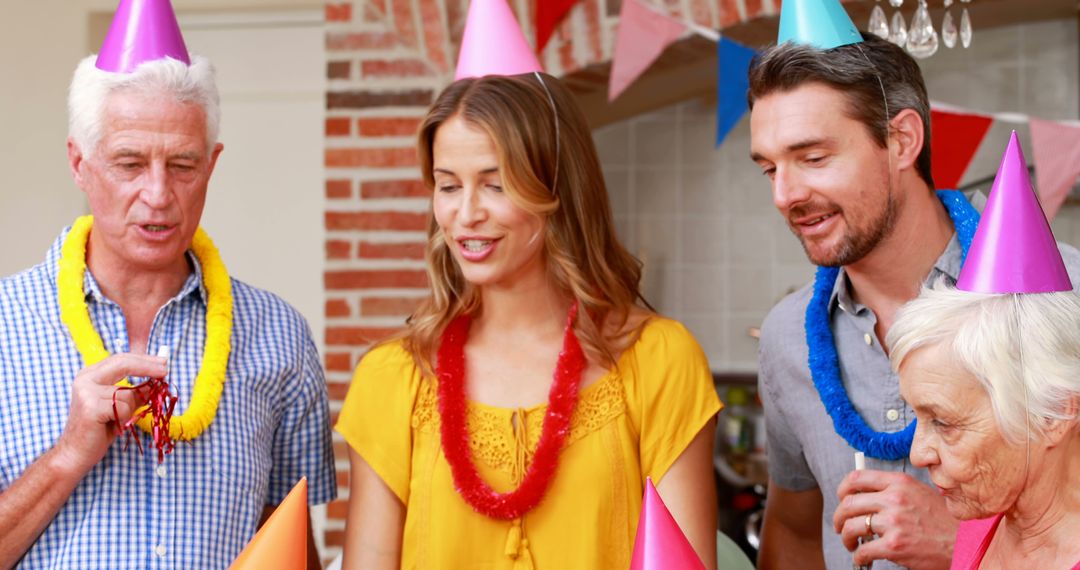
0,2,334,568
748,1,1080,569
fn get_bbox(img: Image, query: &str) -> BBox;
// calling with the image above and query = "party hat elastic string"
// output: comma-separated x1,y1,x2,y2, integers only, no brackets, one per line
533,71,561,195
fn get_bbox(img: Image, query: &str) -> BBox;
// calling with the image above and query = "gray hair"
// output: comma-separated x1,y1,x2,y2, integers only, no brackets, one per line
68,54,220,157
887,280,1080,444
747,33,934,188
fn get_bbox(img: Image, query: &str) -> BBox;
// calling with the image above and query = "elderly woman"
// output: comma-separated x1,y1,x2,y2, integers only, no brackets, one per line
887,282,1080,569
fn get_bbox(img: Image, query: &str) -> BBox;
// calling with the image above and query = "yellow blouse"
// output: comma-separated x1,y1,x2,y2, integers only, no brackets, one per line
335,317,722,569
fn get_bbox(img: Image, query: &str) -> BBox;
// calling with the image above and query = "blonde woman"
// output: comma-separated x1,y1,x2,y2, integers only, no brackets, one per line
335,73,721,568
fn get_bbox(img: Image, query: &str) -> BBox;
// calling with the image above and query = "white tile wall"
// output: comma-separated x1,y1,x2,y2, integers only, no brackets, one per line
592,18,1080,372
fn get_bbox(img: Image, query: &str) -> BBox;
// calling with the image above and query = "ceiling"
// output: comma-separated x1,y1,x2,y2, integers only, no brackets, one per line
569,0,1080,128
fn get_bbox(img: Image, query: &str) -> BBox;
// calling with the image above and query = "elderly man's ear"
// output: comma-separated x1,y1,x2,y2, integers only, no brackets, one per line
67,138,87,188
1043,396,1080,447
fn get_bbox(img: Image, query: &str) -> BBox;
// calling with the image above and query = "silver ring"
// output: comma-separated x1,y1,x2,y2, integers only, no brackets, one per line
865,513,875,536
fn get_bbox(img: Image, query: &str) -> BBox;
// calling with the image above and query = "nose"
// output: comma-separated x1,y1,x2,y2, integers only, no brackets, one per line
771,166,811,212
456,185,486,226
908,420,938,469
139,162,173,209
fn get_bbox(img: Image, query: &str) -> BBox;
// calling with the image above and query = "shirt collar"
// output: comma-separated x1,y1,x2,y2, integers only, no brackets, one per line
46,225,208,306
829,233,963,315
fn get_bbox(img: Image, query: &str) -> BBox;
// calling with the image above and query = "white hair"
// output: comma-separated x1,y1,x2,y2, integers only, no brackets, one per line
67,54,220,157
887,280,1080,444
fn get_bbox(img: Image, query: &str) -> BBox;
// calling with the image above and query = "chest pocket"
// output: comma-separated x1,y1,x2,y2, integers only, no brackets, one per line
207,376,276,501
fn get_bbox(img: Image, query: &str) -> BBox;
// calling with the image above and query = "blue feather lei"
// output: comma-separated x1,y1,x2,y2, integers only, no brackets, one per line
804,190,979,460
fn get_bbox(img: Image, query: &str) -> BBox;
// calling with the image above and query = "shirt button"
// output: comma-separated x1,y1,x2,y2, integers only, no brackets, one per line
154,545,167,557
156,465,167,478
886,409,900,422
864,333,873,346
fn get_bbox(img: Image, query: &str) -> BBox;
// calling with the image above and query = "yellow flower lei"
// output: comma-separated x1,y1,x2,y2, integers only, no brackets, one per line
57,215,233,441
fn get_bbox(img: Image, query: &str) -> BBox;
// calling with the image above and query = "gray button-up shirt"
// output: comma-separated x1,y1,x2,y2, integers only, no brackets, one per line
758,233,1080,569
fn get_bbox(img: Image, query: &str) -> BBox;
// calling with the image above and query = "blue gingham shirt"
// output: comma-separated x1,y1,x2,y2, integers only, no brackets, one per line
0,227,336,569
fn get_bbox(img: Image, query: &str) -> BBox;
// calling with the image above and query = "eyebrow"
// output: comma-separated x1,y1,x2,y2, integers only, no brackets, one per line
750,138,830,163
432,167,500,175
111,149,145,159
109,149,202,161
912,401,949,417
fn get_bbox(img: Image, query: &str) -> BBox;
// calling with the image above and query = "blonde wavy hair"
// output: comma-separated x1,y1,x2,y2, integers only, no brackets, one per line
402,72,650,372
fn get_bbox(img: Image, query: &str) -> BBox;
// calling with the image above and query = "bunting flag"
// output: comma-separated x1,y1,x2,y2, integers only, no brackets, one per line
930,108,994,189
1030,118,1080,220
608,0,687,101
537,0,583,52
716,37,757,147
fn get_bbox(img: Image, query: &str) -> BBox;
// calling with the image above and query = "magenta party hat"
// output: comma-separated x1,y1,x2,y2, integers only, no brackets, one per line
956,131,1073,293
630,478,705,570
96,0,190,73
455,0,542,80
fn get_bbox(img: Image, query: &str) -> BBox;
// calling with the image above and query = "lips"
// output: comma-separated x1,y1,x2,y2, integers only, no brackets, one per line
930,476,953,495
456,236,499,262
135,223,179,241
789,210,840,238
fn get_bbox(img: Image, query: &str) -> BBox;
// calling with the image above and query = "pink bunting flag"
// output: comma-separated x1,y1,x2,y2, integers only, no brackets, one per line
608,0,687,101
1029,118,1080,220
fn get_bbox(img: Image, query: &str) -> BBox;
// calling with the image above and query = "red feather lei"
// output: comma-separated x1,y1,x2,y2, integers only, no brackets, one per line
435,303,585,520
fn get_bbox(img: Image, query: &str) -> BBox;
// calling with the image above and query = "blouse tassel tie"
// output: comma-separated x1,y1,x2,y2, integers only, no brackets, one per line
505,410,535,569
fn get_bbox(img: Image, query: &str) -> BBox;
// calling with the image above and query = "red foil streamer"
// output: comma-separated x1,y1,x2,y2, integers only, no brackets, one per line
112,378,179,463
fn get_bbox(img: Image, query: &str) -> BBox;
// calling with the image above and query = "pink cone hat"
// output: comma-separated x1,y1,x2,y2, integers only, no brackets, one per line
96,0,190,73
455,0,542,80
630,478,705,570
956,131,1073,293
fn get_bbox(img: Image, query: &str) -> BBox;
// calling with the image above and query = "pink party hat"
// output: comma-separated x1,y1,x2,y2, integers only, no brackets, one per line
96,0,190,73
956,131,1073,293
630,478,706,570
455,0,542,80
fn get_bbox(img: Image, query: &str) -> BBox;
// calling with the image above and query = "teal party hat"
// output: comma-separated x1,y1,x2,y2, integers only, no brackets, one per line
778,0,862,49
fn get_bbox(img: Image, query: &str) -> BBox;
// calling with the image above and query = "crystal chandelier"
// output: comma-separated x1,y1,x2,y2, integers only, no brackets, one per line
868,0,973,59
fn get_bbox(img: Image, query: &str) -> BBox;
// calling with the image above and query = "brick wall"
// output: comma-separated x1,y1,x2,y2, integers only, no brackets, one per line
320,0,813,560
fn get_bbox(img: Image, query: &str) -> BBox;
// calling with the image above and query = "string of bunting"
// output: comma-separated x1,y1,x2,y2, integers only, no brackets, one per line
539,0,1080,219
930,101,1080,219
603,0,1080,220
607,0,757,149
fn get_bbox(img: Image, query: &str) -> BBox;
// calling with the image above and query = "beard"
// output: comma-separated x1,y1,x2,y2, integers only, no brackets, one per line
788,187,900,267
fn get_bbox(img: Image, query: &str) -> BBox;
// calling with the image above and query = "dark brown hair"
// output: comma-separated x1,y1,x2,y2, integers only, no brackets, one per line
748,33,935,188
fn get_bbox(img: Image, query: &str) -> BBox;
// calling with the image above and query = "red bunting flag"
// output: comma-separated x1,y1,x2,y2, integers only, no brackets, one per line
1030,118,1080,220
930,109,993,189
609,0,687,101
537,0,582,52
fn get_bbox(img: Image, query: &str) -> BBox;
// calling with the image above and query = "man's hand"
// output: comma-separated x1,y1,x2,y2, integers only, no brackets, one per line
0,353,166,568
53,354,166,473
833,469,957,569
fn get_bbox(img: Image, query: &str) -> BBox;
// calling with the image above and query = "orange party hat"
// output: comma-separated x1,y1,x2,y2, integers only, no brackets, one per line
229,478,308,569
